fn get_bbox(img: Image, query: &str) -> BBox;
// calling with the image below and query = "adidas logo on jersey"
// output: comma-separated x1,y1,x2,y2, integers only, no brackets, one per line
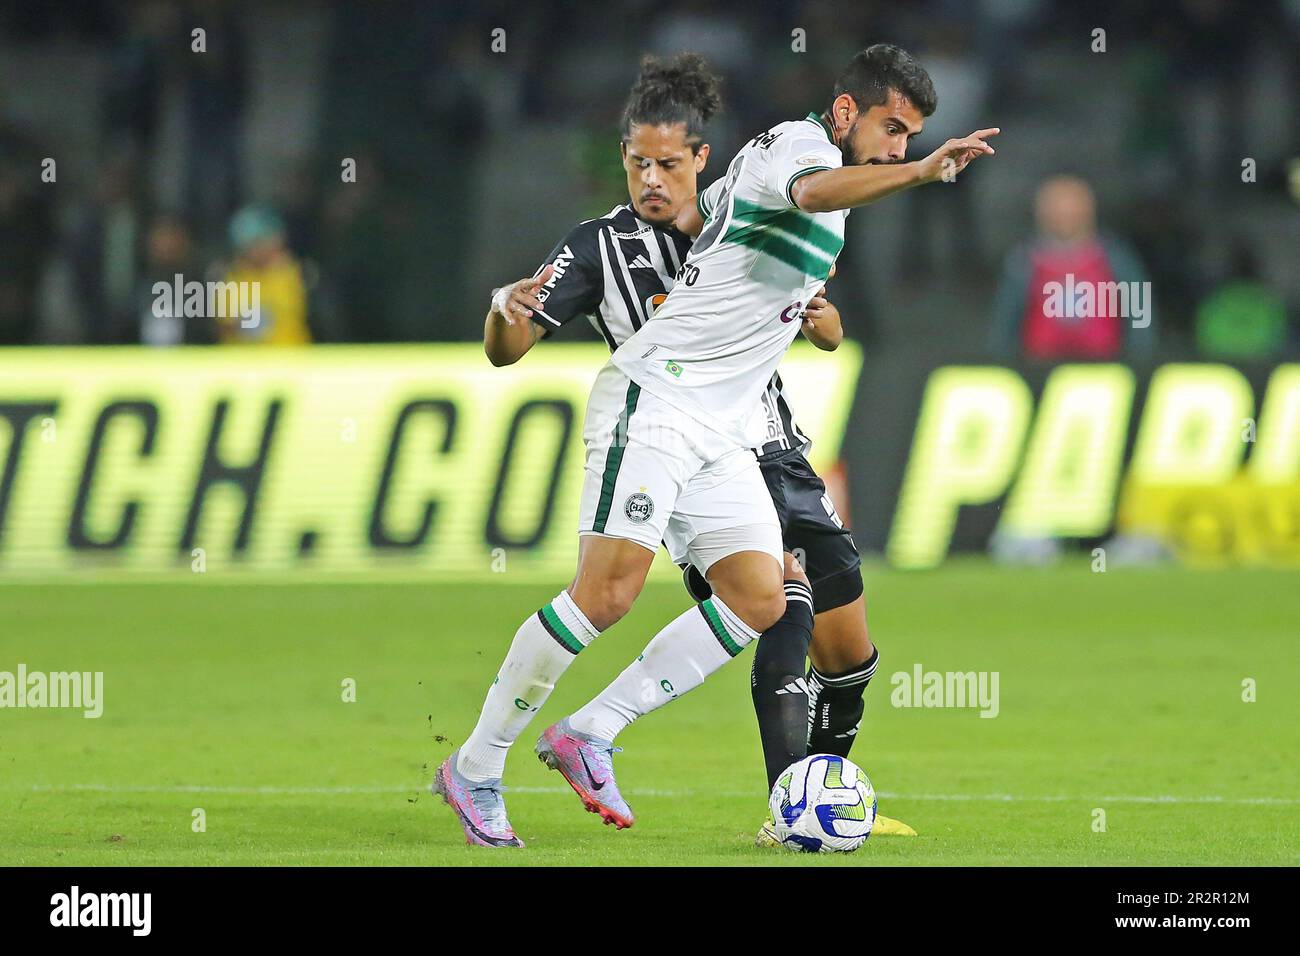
627,254,654,269
775,677,811,697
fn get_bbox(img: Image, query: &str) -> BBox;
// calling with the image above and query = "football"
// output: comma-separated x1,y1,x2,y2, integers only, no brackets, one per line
769,754,877,852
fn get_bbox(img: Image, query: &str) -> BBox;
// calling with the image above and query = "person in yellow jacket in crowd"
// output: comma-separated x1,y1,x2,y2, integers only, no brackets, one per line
218,204,311,345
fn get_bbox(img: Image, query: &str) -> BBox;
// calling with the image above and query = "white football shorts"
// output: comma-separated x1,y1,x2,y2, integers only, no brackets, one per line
577,363,782,574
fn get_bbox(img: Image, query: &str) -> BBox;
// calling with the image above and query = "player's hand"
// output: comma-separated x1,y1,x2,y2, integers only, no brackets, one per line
917,128,999,184
801,285,843,350
494,264,554,325
802,286,837,333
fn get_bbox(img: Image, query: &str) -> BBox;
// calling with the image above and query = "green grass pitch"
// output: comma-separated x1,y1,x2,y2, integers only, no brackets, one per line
2,562,1297,866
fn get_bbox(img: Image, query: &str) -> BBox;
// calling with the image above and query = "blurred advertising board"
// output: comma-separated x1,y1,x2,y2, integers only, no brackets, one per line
3,344,1294,577
0,343,859,578
850,356,1300,568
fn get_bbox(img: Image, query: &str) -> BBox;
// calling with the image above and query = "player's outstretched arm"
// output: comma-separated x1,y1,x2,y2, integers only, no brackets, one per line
791,128,999,214
801,286,842,351
483,265,553,366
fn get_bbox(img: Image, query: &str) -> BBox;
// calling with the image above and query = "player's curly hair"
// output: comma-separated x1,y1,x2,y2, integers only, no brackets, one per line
829,44,937,117
620,52,722,152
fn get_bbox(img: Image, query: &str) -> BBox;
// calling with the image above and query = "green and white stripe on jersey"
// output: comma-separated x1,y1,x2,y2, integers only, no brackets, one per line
690,112,844,278
719,196,843,278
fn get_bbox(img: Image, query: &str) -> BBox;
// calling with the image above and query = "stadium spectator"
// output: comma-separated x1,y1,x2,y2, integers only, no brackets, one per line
133,212,215,346
989,175,1155,361
0,124,53,344
217,204,310,345
1195,241,1290,358
0,0,1297,348
317,151,404,341
66,153,146,344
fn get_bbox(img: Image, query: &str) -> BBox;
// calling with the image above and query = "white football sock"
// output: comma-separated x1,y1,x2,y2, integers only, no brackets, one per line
568,595,759,743
457,590,599,782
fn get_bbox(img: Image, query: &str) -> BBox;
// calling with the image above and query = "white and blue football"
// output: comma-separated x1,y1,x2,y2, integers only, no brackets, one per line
769,753,877,852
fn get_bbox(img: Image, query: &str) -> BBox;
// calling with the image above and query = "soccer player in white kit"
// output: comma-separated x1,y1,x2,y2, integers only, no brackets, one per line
436,43,997,846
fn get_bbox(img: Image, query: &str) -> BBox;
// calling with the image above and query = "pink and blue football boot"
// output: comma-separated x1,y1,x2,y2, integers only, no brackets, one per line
432,749,524,848
535,718,634,829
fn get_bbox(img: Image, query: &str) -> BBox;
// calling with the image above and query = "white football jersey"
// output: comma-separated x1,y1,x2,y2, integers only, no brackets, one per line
609,112,848,446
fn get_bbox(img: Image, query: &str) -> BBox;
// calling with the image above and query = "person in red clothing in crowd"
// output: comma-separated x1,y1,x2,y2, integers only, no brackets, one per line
990,175,1155,360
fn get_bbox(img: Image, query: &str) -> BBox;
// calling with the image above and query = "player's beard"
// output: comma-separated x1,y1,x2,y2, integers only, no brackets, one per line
841,120,893,168
840,120,865,166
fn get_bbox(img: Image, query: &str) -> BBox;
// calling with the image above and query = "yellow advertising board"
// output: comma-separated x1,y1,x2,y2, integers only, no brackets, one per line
885,363,1300,568
0,343,861,578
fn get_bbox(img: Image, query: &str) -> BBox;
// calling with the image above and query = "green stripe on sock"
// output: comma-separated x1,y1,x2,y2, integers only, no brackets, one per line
538,604,583,654
592,382,641,533
699,599,743,657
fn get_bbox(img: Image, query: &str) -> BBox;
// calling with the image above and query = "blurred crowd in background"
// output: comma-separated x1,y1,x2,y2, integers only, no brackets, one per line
0,0,1297,357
